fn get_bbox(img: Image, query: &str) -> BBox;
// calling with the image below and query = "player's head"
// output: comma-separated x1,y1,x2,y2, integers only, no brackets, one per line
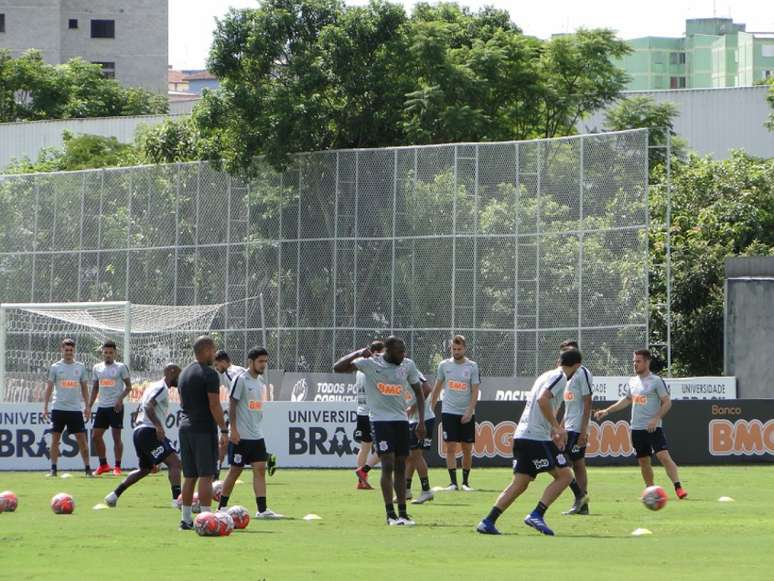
101,340,117,364
633,349,652,375
369,340,385,356
247,347,269,375
451,335,466,360
193,335,216,365
559,339,579,352
163,362,181,387
60,337,76,361
383,336,406,365
558,348,582,376
213,350,231,373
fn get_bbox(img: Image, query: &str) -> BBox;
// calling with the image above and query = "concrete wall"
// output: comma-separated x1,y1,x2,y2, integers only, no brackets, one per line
0,0,61,63
580,86,774,159
725,257,774,398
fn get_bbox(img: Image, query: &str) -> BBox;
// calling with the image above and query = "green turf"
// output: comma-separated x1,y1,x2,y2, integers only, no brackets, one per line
1,465,773,580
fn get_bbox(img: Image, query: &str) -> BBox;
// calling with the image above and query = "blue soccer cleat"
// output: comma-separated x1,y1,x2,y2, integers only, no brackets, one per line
523,512,555,536
476,518,501,535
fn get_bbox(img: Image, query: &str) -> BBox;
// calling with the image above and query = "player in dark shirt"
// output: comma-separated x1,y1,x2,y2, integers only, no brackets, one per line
177,336,228,530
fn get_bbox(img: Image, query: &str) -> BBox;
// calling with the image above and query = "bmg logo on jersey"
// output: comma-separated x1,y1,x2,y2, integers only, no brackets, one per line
289,425,356,457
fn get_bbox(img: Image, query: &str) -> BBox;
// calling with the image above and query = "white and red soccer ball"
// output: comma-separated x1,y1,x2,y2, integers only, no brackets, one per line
227,505,250,529
0,491,17,512
194,512,220,537
51,492,75,514
215,511,235,536
641,485,668,511
212,480,224,502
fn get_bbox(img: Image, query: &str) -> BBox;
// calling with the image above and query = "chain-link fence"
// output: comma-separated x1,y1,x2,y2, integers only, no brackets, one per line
0,129,649,378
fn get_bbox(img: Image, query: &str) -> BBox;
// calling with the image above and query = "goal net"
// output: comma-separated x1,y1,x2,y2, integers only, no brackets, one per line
0,301,223,403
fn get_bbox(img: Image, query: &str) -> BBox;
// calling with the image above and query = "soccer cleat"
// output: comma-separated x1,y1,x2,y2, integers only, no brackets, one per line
356,480,372,490
84,471,95,478
444,484,459,491
46,470,57,478
524,512,555,536
267,454,278,477
178,521,194,531
112,467,122,476
676,487,688,499
461,484,475,492
354,467,370,486
398,515,416,526
411,490,435,505
476,518,502,535
387,516,404,526
93,465,112,476
104,492,118,507
562,494,590,515
255,509,284,519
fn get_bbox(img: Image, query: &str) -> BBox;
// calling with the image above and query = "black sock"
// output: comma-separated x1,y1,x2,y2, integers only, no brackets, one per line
569,479,584,499
448,469,458,486
115,483,128,497
420,477,430,492
171,485,181,500
385,503,397,518
257,496,267,513
534,501,548,517
84,465,91,473
463,469,471,486
398,503,408,518
219,494,230,509
115,460,121,468
362,465,371,473
51,463,57,473
674,481,682,490
406,477,412,490
486,506,503,523
99,457,108,467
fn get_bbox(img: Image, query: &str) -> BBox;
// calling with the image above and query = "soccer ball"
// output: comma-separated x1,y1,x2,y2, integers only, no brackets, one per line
193,512,220,537
641,485,668,511
227,505,250,530
51,493,75,515
212,480,224,502
215,511,235,536
0,491,17,512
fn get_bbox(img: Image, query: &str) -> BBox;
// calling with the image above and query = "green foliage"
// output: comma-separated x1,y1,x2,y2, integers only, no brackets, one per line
0,49,167,122
196,0,630,174
766,80,774,131
136,118,203,164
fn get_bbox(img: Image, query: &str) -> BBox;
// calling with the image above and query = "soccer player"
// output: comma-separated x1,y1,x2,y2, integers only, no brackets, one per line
177,336,229,530
89,340,132,476
104,363,182,507
430,335,480,491
594,349,687,500
557,340,594,515
405,372,435,505
476,349,582,536
353,340,385,490
42,338,92,478
334,336,426,526
217,347,283,519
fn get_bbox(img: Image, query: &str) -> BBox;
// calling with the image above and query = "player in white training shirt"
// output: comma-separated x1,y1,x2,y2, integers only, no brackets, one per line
353,340,385,489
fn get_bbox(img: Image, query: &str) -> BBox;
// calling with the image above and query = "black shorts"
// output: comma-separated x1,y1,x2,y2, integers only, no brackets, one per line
133,427,176,469
354,414,372,444
442,413,475,443
631,428,669,458
179,428,218,478
371,420,410,458
565,430,586,461
93,406,124,430
409,418,435,450
51,410,86,435
512,438,569,478
228,439,268,467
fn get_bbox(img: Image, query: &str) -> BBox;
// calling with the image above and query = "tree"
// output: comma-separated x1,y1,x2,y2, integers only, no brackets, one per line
196,0,631,174
136,118,203,164
0,49,167,122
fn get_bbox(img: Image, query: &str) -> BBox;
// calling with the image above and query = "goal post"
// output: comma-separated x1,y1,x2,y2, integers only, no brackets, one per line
0,301,223,403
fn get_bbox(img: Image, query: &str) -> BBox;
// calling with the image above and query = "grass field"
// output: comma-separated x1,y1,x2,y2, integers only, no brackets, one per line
1,465,773,580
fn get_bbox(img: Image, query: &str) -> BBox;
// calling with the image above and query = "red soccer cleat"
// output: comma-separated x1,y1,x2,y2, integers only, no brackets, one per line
356,480,373,490
93,464,113,476
112,467,122,476
355,467,371,488
676,487,688,499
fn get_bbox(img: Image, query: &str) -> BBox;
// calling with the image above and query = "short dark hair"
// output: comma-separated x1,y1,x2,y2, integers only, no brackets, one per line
384,336,404,349
247,347,269,360
101,340,117,350
61,337,75,347
193,335,215,355
452,335,466,346
559,339,579,351
634,349,652,360
559,349,582,366
214,350,230,362
369,340,385,353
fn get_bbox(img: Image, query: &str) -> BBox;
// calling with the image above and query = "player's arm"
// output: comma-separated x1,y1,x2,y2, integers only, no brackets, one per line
228,377,241,444
410,381,426,440
88,377,99,410
594,395,631,420
115,375,132,412
648,393,672,433
578,393,593,446
43,380,54,421
80,379,91,421
537,388,566,448
144,394,166,440
333,347,371,373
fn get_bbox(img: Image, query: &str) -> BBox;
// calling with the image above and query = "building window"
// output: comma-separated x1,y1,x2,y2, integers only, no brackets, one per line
670,76,686,89
764,70,773,80
68,19,78,29
763,45,774,58
90,19,115,38
669,52,686,65
93,61,115,79
0,14,5,33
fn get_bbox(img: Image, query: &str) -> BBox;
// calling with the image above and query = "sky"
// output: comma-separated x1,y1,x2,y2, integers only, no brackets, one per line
169,0,774,70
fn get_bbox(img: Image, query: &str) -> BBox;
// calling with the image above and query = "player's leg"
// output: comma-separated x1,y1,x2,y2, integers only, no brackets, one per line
445,442,459,488
74,432,91,475
164,453,182,503
461,442,474,490
379,452,399,522
49,430,62,476
195,431,218,511
638,456,655,486
111,426,123,474
218,465,243,508
655,449,687,498
477,472,532,534
178,428,198,528
563,431,590,515
105,467,151,506
354,415,374,488
405,451,416,494
251,458,281,518
442,414,461,489
522,448,572,536
92,427,108,469
410,446,434,505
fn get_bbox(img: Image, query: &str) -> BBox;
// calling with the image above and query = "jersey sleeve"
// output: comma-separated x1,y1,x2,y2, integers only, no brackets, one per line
544,372,564,396
79,364,89,383
148,384,166,402
656,376,670,398
436,362,446,382
353,357,374,374
471,362,481,385
206,368,220,394
47,365,56,383
581,368,593,397
230,376,244,400
119,363,130,380
406,360,420,385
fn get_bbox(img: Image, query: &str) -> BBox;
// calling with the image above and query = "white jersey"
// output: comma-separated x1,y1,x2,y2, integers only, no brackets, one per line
514,368,567,442
563,365,593,433
92,361,130,408
219,365,246,389
134,380,170,431
404,372,435,423
355,371,369,416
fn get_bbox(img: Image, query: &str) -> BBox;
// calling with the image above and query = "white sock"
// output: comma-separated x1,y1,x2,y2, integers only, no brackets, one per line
182,505,193,523
200,506,211,513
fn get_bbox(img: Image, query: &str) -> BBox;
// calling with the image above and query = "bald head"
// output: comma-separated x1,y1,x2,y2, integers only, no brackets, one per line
193,335,216,365
163,363,181,387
